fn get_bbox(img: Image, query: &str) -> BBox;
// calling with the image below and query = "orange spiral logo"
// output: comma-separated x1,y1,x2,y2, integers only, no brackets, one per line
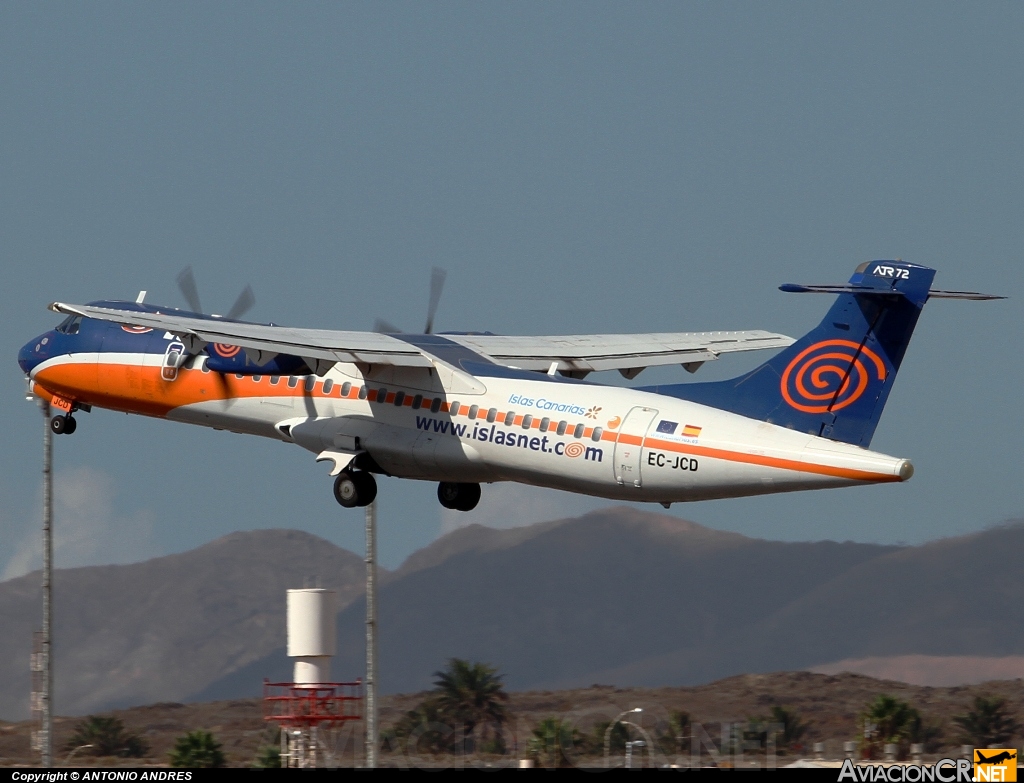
780,340,887,414
563,442,585,458
213,343,241,358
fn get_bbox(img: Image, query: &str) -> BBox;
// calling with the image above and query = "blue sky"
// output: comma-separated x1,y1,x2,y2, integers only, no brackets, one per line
1,2,1020,573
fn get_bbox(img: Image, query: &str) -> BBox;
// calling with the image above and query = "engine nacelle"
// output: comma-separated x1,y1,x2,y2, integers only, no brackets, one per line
204,343,311,376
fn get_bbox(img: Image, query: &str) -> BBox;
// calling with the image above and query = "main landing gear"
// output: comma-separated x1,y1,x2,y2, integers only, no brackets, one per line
437,482,481,512
333,470,378,508
50,414,77,435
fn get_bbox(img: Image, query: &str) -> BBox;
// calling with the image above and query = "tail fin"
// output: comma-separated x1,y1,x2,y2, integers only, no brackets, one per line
646,261,938,447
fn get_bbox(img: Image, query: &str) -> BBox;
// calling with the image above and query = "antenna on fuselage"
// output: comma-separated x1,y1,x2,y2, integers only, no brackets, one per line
136,291,147,304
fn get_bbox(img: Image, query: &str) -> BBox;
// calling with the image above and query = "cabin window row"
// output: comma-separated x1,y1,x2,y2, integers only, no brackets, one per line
200,371,604,441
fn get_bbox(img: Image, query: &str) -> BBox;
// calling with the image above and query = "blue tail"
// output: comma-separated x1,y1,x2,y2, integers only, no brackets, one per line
642,261,936,447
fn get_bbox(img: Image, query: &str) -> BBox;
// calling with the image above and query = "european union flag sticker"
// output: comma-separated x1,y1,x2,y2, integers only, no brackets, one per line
656,420,678,434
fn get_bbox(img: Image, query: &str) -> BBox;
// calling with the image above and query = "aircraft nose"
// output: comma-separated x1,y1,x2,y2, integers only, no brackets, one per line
18,335,48,374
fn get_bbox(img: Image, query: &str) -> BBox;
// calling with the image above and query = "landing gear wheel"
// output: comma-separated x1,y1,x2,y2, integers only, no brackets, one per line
64,416,77,435
437,482,481,512
50,415,66,435
333,470,378,508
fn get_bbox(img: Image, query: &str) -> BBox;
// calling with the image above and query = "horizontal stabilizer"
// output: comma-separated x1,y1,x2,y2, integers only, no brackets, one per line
781,284,1004,301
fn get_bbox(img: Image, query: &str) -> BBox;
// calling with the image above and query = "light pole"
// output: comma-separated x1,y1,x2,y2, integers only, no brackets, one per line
39,397,53,768
364,500,378,768
63,744,92,765
604,708,642,768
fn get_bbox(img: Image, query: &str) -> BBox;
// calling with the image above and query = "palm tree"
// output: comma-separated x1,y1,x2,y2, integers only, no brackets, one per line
861,695,920,759
953,696,1020,747
169,730,225,768
64,715,148,758
770,705,808,753
432,658,509,752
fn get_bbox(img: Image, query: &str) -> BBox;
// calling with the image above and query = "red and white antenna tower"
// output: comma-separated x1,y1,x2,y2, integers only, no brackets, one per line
263,589,362,768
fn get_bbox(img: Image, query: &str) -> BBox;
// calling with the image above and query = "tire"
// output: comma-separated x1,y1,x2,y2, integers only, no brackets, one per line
437,481,461,509
333,471,360,508
334,470,378,508
64,417,77,435
456,482,481,511
353,471,378,506
50,416,66,435
437,482,480,512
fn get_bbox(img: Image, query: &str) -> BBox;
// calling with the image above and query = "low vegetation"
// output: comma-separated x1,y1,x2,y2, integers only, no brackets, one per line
169,730,225,768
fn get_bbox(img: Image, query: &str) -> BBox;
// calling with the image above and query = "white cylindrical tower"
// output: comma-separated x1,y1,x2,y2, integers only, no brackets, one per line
286,589,338,686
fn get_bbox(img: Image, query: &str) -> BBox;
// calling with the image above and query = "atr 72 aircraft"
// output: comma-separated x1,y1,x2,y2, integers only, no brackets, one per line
19,261,998,512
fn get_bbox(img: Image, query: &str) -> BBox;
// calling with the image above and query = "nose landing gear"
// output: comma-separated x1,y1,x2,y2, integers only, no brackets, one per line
437,482,481,512
333,470,378,508
50,414,76,435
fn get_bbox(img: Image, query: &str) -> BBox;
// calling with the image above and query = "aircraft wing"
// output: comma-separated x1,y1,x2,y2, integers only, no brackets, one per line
50,302,793,377
444,331,795,377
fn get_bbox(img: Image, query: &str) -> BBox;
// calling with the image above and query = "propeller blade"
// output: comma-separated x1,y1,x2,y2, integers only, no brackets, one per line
226,285,255,320
373,318,401,334
176,266,203,314
424,266,447,334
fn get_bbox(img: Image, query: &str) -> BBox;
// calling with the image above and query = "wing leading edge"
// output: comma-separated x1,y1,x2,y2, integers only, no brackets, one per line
49,302,793,378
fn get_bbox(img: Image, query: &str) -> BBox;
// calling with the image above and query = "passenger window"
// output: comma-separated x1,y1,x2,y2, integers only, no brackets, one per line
376,387,388,403
394,391,405,407
556,421,567,436
430,397,441,413
540,417,550,432
591,427,603,442
235,374,244,380
341,382,352,397
450,402,461,416
358,386,368,400
504,411,515,426
487,408,497,423
468,404,479,419
304,376,315,392
287,376,299,388
253,375,262,382
323,379,334,394
522,414,533,429
270,375,279,385
412,394,423,409
573,423,584,438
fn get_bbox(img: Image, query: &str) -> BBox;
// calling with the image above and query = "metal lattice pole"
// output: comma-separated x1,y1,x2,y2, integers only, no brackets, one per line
39,399,53,767
365,500,378,768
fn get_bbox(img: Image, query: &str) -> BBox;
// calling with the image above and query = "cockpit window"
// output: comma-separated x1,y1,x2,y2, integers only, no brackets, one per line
55,316,82,335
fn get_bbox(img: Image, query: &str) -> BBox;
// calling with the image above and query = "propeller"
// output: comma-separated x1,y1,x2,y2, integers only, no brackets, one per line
176,266,203,314
371,266,448,335
373,318,401,334
174,266,255,409
226,285,255,320
176,265,256,320
424,266,447,334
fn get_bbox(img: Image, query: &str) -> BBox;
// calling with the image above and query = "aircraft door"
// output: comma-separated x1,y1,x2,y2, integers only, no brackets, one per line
161,340,186,381
613,406,659,487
